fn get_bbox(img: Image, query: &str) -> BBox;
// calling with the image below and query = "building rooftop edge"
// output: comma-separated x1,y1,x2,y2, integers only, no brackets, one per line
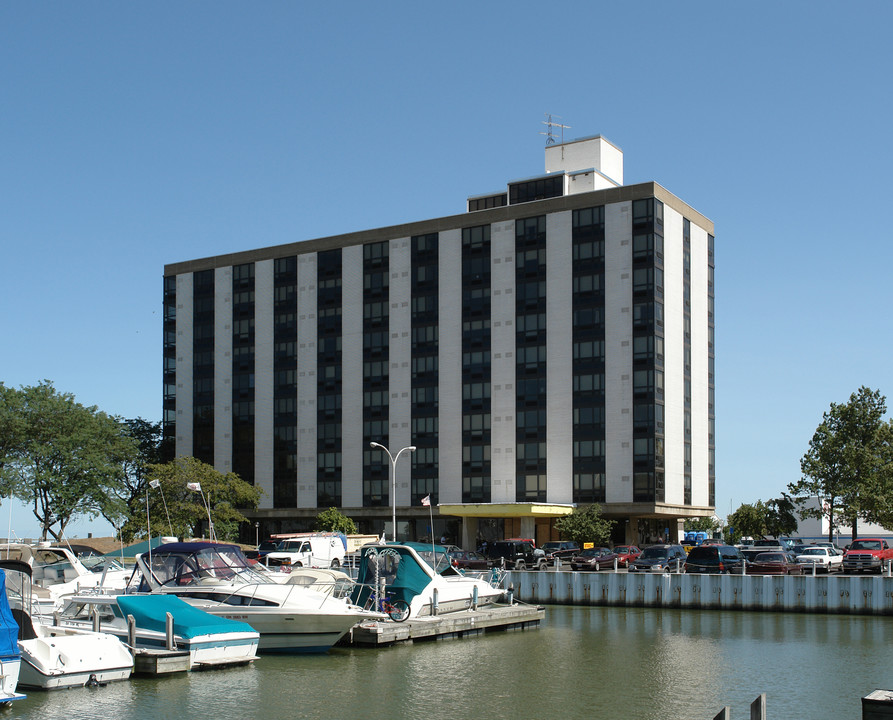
164,181,713,276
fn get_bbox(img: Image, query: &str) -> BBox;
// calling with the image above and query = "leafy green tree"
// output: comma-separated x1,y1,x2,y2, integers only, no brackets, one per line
764,495,798,539
555,504,614,547
0,383,26,483
314,507,358,535
788,386,893,541
100,418,164,533
125,456,261,542
727,502,767,541
0,381,137,541
684,516,719,533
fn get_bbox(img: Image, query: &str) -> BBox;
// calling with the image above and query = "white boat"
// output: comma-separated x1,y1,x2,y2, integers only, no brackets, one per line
0,560,133,690
352,542,506,620
57,593,259,669
132,542,385,653
0,567,26,704
0,543,129,615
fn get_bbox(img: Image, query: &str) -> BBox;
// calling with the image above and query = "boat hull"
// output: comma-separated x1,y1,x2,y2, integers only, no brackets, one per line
192,605,362,653
0,655,25,703
17,628,132,690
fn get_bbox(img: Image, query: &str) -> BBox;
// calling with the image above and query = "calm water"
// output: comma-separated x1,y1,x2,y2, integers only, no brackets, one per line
12,606,893,720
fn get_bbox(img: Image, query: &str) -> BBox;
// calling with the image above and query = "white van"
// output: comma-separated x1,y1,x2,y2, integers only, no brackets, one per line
265,533,347,569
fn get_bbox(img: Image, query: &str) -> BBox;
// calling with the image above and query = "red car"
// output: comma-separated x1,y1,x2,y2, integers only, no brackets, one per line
748,551,804,575
613,545,642,567
571,547,621,571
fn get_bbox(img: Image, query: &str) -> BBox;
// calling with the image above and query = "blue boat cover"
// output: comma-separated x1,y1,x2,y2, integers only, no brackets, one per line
116,595,256,640
0,570,20,659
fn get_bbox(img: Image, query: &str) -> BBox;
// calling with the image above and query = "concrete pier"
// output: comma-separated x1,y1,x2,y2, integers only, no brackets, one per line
341,602,544,647
509,571,893,615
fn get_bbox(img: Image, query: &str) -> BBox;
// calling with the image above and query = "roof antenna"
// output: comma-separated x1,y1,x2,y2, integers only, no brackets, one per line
540,113,571,146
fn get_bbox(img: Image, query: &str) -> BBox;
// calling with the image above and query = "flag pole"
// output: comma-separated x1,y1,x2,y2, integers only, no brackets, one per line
430,501,435,561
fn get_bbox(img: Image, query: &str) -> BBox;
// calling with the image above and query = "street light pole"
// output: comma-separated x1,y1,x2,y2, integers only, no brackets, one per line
370,442,416,542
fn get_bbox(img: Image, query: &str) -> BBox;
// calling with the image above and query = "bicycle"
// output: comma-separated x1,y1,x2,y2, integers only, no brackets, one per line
367,590,410,622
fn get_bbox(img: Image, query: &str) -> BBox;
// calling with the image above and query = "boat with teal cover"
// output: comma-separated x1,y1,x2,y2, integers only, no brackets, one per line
0,569,25,703
351,543,504,620
58,593,259,669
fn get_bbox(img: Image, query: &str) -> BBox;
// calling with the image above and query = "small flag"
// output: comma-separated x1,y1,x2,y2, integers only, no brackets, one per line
187,482,202,492
421,495,430,507
149,479,161,489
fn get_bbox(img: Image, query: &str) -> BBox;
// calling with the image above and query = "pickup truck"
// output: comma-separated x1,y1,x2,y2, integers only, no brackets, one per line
843,538,893,573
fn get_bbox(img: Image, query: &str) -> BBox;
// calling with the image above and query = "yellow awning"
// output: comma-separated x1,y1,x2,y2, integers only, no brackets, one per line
437,503,576,519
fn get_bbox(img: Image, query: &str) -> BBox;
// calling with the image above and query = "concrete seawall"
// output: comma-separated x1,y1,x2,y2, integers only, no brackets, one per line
508,571,893,615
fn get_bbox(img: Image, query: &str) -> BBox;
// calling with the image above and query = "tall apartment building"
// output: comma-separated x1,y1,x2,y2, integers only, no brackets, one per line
163,135,715,549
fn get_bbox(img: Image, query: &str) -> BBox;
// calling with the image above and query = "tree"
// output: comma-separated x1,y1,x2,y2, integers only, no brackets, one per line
102,418,164,535
684,516,719,533
764,495,798,539
0,381,137,541
727,502,767,541
555,504,614,547
314,507,358,535
125,456,262,542
788,386,893,542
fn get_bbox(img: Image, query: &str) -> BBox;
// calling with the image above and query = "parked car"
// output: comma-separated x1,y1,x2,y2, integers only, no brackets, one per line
747,551,804,575
613,545,642,567
570,547,620,571
684,545,746,574
448,550,490,571
540,541,580,564
256,541,279,560
740,548,766,564
485,540,547,571
628,545,688,573
796,546,843,573
842,538,893,573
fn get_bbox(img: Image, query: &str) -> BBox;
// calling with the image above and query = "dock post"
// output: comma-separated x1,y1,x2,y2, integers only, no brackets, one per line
432,588,438,617
750,693,766,720
127,615,136,649
92,608,100,633
166,612,175,650
508,583,514,605
472,585,479,610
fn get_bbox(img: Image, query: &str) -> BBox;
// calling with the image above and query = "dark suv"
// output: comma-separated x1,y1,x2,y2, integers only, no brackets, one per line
540,541,581,564
684,544,745,574
628,544,688,573
485,540,547,571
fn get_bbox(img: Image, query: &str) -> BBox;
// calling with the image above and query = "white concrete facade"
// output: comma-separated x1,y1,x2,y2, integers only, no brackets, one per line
164,137,714,539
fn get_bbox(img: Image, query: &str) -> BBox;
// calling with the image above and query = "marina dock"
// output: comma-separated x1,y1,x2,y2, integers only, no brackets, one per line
340,602,544,647
509,569,893,615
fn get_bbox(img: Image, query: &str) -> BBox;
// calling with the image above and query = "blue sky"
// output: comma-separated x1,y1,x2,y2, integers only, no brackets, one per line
2,2,891,538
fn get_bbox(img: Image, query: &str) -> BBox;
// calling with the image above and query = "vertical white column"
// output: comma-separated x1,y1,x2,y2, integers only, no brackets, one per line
389,237,413,506
490,220,516,503
297,254,318,508
254,259,274,507
341,245,364,507
214,266,233,474
175,273,194,459
438,229,463,504
689,223,710,507
605,202,633,503
546,210,573,503
662,208,684,504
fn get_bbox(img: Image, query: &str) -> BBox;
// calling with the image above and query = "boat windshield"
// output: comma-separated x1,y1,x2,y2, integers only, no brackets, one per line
145,546,270,588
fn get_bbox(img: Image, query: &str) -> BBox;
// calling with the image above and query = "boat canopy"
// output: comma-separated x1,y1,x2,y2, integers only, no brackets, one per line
115,595,256,639
351,545,435,607
0,567,24,658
